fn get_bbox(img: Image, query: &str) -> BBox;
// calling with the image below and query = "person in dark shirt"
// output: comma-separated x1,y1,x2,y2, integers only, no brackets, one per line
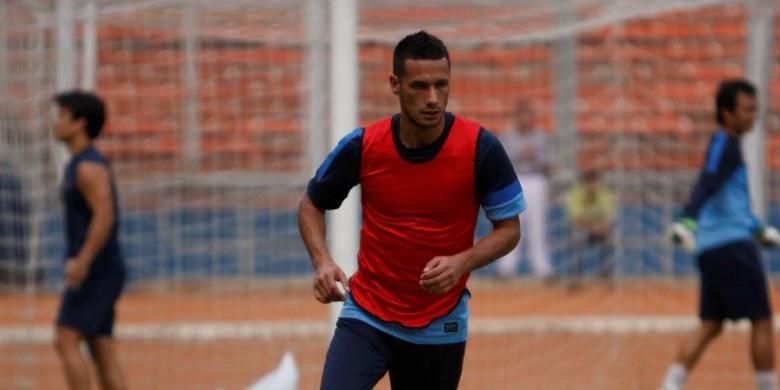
53,91,127,390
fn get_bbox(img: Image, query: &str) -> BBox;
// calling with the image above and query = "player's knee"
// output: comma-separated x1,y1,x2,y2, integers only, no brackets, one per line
53,333,71,355
703,321,723,339
751,316,772,325
751,317,774,334
53,337,63,355
53,327,80,355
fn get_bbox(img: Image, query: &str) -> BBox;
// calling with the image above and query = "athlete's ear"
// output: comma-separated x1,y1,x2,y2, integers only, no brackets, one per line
74,117,88,133
722,108,736,128
389,74,400,96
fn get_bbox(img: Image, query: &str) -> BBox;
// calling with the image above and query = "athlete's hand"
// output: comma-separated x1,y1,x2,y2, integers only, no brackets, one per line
64,258,89,289
755,226,780,248
313,259,349,303
419,255,466,295
666,218,697,252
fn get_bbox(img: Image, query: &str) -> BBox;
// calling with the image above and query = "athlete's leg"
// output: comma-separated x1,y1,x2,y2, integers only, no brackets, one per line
676,320,723,370
54,325,91,390
388,340,466,390
88,336,127,390
659,320,723,390
321,318,390,390
750,317,775,369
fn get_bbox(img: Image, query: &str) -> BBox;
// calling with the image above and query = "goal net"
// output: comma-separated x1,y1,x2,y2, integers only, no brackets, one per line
1,0,778,389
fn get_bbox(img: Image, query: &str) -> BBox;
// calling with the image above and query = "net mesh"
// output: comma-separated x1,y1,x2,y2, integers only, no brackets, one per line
1,0,779,389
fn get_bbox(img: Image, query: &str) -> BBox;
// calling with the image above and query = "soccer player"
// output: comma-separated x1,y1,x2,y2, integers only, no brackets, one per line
298,31,525,389
52,91,127,390
660,79,780,390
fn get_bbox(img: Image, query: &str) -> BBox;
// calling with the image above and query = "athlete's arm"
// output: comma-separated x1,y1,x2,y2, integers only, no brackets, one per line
66,161,114,288
298,128,362,303
681,133,741,220
298,195,349,303
466,217,521,269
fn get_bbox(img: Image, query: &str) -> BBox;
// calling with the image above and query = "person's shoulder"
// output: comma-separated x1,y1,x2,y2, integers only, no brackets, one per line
709,129,736,146
359,116,392,145
475,126,501,145
81,145,109,162
74,145,109,171
709,129,741,156
363,115,394,133
74,159,111,188
447,113,484,135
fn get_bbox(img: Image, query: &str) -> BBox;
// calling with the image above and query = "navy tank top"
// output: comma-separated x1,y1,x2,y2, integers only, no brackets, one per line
61,146,123,271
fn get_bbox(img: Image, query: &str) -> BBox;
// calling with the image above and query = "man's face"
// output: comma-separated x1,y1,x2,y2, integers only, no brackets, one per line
723,92,757,135
390,57,450,131
53,107,84,142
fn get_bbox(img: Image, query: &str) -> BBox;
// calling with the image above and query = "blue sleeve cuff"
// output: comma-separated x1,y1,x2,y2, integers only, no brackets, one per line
481,181,521,207
483,192,526,221
481,181,526,220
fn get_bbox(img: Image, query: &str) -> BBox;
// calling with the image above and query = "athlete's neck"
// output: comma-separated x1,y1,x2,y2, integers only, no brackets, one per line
722,126,743,139
66,135,91,155
397,114,445,149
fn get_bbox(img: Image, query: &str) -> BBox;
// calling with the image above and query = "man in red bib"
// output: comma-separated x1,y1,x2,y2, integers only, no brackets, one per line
299,31,526,390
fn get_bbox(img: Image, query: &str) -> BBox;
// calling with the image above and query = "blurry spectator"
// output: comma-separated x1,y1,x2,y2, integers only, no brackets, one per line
565,170,615,288
496,97,553,279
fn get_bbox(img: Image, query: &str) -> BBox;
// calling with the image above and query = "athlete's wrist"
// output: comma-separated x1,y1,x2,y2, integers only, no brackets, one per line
73,253,93,266
453,251,476,274
312,254,336,270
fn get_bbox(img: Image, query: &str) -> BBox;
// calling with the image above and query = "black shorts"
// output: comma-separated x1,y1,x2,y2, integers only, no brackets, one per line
57,262,125,337
697,240,771,321
321,318,466,390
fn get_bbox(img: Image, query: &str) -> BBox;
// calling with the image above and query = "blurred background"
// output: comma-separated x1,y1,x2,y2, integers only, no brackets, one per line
1,0,779,389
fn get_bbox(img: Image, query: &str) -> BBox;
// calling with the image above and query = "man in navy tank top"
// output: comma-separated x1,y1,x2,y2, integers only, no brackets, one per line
53,91,127,390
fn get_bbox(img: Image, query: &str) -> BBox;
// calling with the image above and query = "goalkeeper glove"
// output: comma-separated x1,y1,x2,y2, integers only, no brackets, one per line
667,218,697,252
755,226,780,248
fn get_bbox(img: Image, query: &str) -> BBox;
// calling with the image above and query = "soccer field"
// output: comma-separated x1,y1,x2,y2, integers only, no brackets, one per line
2,279,779,390
3,0,780,389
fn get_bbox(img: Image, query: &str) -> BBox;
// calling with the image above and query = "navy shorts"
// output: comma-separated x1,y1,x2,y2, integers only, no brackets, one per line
697,240,771,321
57,261,125,337
321,318,466,390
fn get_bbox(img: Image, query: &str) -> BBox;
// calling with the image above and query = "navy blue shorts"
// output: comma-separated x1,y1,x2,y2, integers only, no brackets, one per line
57,262,125,337
697,240,771,321
321,318,466,390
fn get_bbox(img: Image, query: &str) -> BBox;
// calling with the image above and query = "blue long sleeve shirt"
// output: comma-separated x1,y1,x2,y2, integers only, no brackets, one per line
681,129,761,252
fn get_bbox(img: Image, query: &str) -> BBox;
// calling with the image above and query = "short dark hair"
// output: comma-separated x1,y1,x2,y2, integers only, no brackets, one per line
392,31,450,78
715,79,756,125
53,90,107,139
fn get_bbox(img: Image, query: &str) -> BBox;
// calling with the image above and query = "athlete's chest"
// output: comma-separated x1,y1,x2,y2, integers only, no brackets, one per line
361,152,476,217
